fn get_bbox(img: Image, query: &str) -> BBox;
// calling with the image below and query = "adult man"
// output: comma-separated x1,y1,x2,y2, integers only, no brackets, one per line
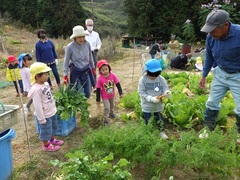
170,53,192,70
84,19,102,80
198,10,240,142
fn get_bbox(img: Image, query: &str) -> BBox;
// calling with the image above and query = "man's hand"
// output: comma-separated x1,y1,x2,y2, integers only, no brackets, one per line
199,77,206,89
63,76,69,85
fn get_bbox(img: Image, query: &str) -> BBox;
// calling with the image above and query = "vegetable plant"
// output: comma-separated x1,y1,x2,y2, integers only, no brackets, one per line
54,85,90,124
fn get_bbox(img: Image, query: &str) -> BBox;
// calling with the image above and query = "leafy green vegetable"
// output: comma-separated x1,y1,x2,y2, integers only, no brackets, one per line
54,85,90,125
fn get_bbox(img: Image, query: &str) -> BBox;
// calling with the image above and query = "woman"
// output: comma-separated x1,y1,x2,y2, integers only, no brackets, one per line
63,25,95,98
35,29,60,89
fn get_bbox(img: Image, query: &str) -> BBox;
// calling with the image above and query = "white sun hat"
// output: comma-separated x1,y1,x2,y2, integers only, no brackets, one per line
70,25,88,39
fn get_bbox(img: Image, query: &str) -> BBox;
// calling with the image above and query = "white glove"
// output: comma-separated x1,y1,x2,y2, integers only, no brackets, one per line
164,90,171,98
150,96,160,103
55,59,58,65
146,96,160,103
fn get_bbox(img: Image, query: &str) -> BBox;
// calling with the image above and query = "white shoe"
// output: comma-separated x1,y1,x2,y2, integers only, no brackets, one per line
160,131,168,140
199,130,209,139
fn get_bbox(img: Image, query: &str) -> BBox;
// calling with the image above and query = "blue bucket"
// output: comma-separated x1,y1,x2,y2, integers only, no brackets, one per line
0,129,16,180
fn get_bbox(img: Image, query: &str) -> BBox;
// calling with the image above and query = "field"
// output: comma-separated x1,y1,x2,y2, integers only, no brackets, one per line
0,25,240,180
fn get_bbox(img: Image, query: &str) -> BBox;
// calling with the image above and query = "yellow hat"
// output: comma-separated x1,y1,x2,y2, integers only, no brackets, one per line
30,62,51,84
196,57,202,64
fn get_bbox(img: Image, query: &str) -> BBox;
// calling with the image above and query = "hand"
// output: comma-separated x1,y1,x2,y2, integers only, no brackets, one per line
63,76,69,85
164,90,171,98
150,96,161,103
94,49,98,53
55,59,58,65
199,77,206,89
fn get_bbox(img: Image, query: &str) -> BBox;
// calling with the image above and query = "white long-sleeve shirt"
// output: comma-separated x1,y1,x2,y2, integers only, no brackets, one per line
20,67,31,92
84,30,102,51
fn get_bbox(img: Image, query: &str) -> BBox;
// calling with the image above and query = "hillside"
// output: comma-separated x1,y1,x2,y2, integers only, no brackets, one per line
81,0,128,38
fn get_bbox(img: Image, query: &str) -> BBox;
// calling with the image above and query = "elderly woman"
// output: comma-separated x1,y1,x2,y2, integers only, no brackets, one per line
63,25,95,98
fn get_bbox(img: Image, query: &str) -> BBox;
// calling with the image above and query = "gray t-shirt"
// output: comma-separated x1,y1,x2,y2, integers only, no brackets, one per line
138,74,169,113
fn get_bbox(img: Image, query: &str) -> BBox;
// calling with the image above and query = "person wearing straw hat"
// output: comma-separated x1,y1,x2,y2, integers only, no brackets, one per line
198,10,240,143
28,62,64,152
63,25,95,98
5,55,24,97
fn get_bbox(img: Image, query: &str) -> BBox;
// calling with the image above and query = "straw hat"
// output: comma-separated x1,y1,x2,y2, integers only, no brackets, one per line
70,25,88,39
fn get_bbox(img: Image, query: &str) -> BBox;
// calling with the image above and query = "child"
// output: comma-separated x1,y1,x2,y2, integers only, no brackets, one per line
6,55,24,97
138,59,171,139
28,62,63,152
18,53,33,110
96,60,123,125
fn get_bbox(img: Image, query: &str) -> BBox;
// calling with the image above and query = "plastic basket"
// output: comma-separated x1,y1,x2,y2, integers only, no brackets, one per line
35,115,76,136
0,105,19,134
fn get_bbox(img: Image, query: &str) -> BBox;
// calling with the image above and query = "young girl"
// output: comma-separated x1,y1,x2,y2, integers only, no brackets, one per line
6,55,23,97
138,59,171,139
18,53,33,110
96,60,123,125
28,62,64,152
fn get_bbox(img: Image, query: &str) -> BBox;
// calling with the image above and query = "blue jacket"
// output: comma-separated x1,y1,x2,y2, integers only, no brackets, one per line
203,23,240,77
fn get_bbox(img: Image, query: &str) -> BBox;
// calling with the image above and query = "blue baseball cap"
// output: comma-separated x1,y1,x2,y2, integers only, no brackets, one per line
145,59,162,72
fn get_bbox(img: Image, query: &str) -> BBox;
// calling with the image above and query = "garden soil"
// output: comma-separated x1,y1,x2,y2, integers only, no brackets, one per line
0,25,203,179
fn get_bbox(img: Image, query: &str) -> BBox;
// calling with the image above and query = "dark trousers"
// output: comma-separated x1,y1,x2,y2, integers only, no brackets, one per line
143,112,164,131
13,80,23,94
47,63,60,86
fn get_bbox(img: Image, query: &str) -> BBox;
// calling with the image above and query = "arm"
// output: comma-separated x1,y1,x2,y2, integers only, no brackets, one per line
33,91,46,124
35,42,41,61
96,88,101,102
50,41,58,59
202,35,215,77
96,33,102,50
63,45,71,76
87,42,95,69
116,82,123,97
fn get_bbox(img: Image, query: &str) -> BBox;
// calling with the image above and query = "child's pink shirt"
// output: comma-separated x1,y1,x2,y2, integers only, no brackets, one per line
96,72,120,100
28,82,57,124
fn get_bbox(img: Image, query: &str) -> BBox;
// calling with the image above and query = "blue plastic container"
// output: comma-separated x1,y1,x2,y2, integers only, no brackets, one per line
0,129,16,180
35,115,76,136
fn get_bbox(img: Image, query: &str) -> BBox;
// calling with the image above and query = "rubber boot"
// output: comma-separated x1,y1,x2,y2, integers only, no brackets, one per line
203,108,219,131
235,115,240,133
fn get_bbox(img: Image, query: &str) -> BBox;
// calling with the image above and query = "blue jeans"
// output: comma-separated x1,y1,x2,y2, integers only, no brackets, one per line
143,112,164,131
204,67,240,132
77,75,91,98
36,114,58,141
47,63,60,86
150,54,155,59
